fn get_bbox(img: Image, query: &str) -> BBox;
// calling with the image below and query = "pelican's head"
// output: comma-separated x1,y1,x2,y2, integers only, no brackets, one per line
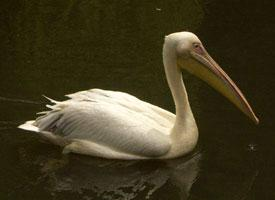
165,31,259,124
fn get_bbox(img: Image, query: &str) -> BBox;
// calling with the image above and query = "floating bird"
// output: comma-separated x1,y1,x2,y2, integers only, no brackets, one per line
19,32,259,159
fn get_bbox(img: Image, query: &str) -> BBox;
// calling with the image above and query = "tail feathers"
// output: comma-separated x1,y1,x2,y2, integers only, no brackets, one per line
19,96,64,133
18,120,39,132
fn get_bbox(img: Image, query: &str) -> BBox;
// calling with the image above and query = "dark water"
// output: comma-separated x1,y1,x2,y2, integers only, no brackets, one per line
0,0,274,199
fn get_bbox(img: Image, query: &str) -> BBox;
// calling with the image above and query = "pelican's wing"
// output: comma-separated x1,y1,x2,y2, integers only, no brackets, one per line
35,89,174,157
66,89,175,127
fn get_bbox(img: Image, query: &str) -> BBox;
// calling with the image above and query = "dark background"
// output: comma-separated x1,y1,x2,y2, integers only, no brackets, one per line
0,0,274,199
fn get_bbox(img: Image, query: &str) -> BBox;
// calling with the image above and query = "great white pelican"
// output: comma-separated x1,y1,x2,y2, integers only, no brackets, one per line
19,32,259,159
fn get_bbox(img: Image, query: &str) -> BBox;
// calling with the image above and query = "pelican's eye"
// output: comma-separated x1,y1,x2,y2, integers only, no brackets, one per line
193,43,204,55
193,43,200,48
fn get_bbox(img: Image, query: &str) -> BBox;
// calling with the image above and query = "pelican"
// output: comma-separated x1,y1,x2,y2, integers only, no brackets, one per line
19,32,259,159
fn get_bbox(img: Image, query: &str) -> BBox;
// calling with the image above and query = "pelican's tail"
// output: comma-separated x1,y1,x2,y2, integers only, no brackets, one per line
18,95,61,133
18,120,39,132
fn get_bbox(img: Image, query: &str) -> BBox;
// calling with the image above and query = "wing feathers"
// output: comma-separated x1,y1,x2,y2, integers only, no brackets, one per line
33,89,174,157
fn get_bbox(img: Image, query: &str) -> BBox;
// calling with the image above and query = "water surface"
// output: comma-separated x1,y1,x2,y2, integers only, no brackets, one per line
0,0,274,199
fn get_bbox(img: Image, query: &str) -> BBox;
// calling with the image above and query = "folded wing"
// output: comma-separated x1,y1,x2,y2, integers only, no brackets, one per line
34,89,174,157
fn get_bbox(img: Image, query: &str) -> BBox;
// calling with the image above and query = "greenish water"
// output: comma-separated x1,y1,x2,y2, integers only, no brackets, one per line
0,0,274,199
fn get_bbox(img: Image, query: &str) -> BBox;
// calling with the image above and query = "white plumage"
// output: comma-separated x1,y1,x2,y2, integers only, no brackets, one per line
19,32,258,159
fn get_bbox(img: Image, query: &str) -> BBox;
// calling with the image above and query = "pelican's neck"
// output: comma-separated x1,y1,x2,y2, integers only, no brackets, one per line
163,42,191,121
160,35,198,158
